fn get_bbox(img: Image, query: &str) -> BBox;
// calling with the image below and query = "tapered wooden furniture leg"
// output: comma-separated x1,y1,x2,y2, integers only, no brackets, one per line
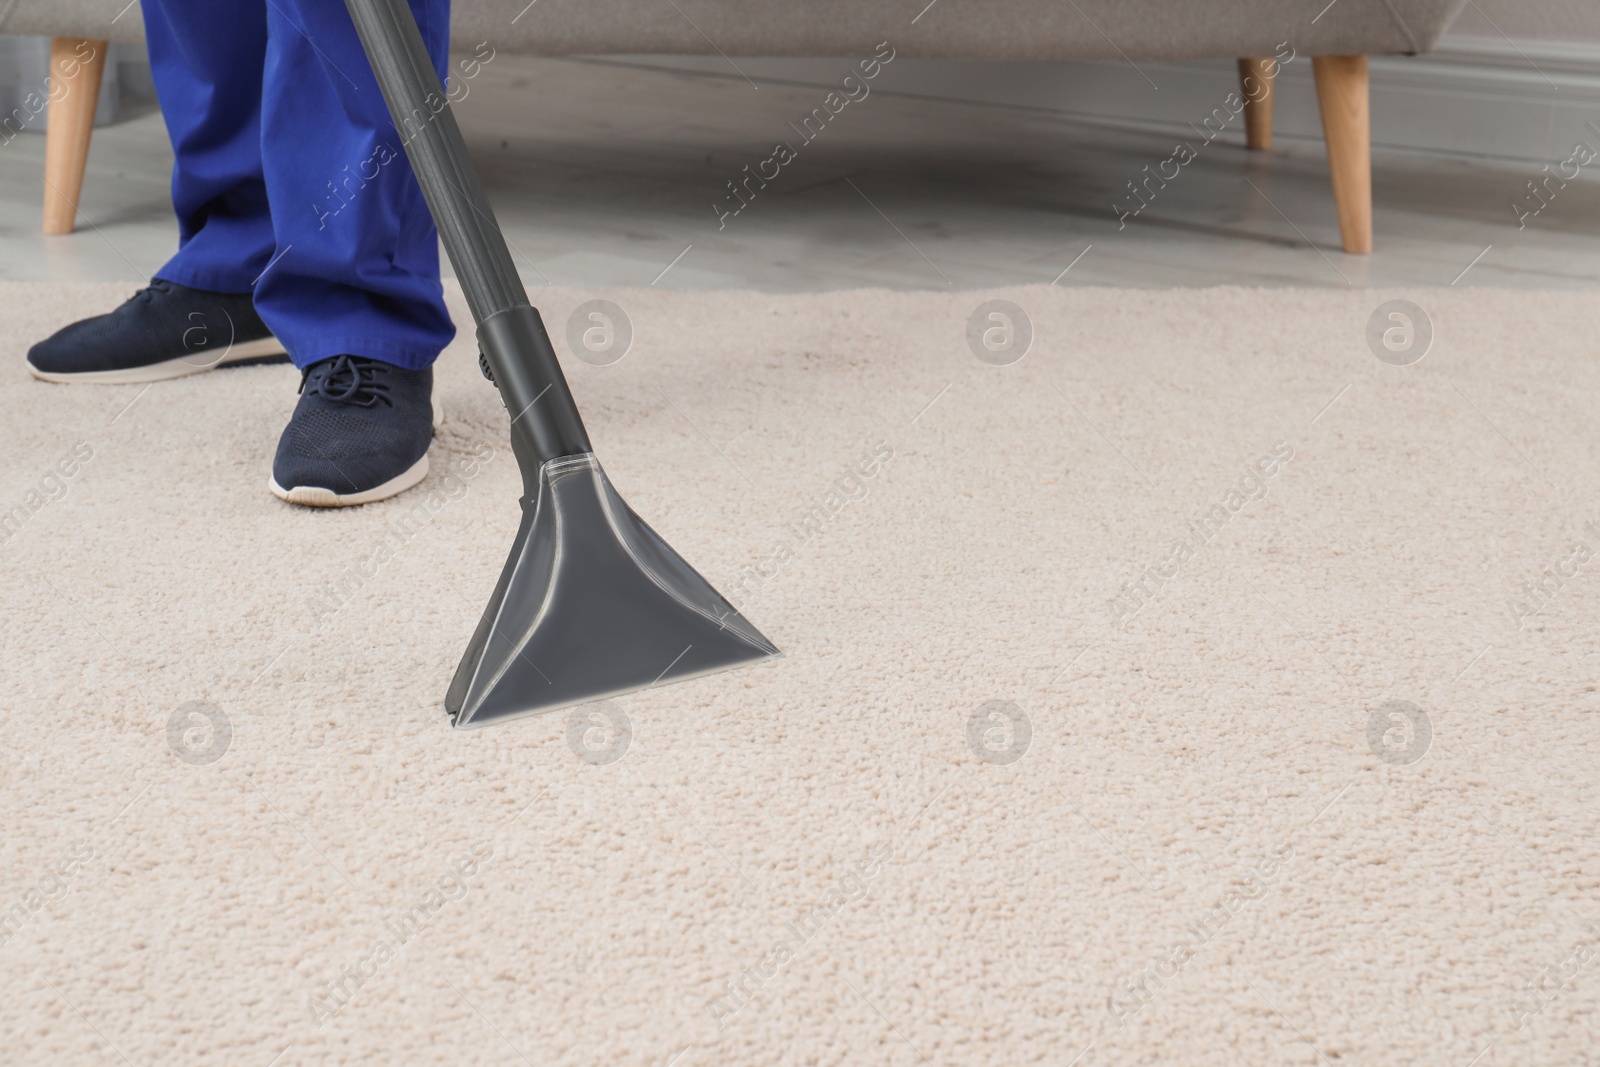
1237,57,1276,150
1312,54,1372,254
42,37,109,235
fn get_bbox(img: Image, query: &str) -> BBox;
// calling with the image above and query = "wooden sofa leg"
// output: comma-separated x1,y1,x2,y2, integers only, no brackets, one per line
1237,58,1275,150
1312,54,1372,254
43,37,109,236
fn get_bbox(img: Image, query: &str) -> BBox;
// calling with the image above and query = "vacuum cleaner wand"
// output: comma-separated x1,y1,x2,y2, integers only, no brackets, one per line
344,0,779,728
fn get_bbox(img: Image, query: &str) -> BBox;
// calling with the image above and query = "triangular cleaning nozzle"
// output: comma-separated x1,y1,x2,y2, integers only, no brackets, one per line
447,453,778,728
344,0,779,727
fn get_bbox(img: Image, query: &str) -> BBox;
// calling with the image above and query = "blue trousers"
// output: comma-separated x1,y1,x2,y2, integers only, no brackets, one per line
141,0,455,369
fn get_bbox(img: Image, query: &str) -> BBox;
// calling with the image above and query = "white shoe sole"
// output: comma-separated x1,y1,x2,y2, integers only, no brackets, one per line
269,453,430,508
27,336,288,384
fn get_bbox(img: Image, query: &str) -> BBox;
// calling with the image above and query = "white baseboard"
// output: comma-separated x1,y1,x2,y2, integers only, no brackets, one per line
1282,36,1600,162
610,35,1600,165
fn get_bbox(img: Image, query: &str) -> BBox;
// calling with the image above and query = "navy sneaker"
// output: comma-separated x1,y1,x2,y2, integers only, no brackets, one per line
270,355,435,507
27,278,287,383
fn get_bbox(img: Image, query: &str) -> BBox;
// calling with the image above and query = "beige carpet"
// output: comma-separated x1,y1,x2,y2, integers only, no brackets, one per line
3,282,1599,1066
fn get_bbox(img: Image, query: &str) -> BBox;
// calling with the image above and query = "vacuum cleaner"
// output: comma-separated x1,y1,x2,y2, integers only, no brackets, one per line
343,0,779,729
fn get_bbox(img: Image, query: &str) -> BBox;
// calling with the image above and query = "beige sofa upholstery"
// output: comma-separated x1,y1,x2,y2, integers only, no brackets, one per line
0,0,1467,57
2,0,1471,250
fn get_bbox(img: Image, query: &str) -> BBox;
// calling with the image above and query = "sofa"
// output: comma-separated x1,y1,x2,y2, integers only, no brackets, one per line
2,0,1470,253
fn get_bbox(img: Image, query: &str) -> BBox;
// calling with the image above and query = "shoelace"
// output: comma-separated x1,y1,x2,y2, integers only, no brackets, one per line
300,354,395,408
130,278,175,305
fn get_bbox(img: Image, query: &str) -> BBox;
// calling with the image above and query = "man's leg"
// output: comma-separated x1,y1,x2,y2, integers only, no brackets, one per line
143,0,274,293
255,0,454,370
26,0,289,383
260,0,455,506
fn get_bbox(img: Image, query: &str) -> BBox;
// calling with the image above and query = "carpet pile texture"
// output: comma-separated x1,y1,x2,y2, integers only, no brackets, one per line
3,282,1598,1065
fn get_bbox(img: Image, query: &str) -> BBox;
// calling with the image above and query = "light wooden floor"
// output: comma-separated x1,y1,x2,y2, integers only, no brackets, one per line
0,53,1596,292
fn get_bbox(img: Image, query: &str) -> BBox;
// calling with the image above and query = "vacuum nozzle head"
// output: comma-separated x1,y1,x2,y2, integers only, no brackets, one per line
445,453,778,729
